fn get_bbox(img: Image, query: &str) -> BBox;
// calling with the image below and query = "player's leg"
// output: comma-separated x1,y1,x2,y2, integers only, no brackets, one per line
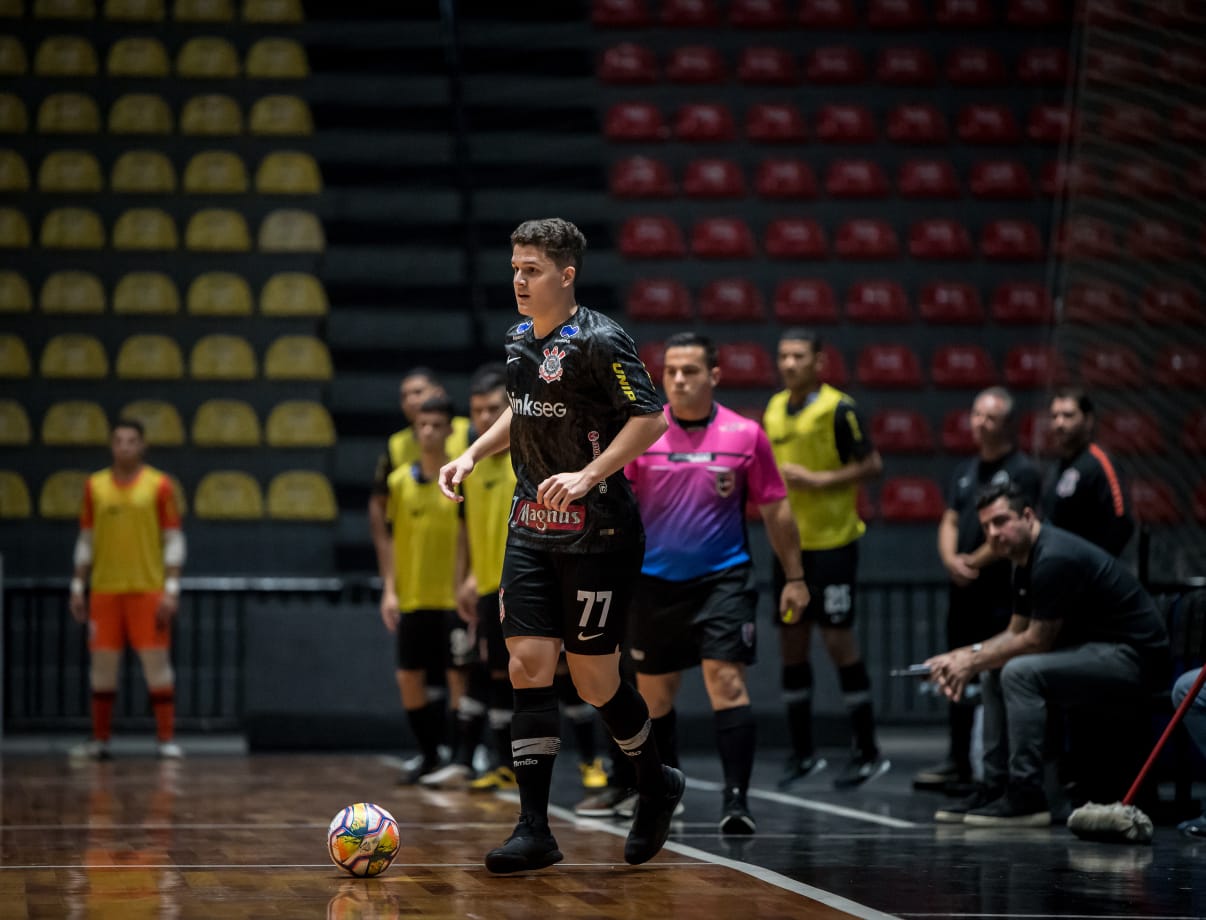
72,591,123,760
629,574,695,774
396,611,445,783
128,591,180,758
470,591,517,792
775,552,826,788
423,611,482,788
555,653,606,788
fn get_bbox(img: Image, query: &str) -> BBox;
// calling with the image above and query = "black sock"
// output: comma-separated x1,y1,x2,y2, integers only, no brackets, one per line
511,686,560,820
715,704,756,793
596,681,664,795
838,661,877,759
652,708,679,770
949,702,975,776
608,736,636,788
406,702,442,762
782,662,814,759
454,688,487,767
425,684,449,747
556,671,598,762
488,677,513,769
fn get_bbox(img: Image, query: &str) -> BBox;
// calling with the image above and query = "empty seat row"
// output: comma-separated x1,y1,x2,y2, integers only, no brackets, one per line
0,331,333,380
3,0,304,22
0,149,321,194
1,468,335,521
0,269,327,316
0,206,324,251
0,92,312,135
0,34,307,78
0,397,334,447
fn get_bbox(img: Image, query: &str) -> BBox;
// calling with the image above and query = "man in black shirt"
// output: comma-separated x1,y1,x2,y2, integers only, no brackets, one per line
927,483,1169,827
439,218,683,873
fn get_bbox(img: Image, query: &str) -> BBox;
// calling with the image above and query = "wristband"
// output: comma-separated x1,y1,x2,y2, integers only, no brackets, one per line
70,576,85,596
164,576,181,597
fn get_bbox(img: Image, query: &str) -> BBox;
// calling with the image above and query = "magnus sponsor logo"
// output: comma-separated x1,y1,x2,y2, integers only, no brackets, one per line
509,393,567,418
611,362,636,401
512,499,585,533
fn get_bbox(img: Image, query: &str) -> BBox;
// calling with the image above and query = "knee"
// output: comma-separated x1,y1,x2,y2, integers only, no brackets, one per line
90,650,120,691
1171,671,1195,707
1001,655,1041,691
704,663,746,708
137,648,174,690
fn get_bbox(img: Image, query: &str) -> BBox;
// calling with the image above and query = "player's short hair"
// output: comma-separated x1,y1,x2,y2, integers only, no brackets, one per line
416,395,454,421
1051,386,1095,417
975,481,1030,515
511,218,587,272
402,366,440,387
975,385,1015,422
112,417,145,439
469,362,507,396
779,327,823,352
664,331,718,369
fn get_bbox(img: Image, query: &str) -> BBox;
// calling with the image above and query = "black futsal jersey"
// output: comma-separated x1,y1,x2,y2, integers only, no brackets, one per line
503,305,662,554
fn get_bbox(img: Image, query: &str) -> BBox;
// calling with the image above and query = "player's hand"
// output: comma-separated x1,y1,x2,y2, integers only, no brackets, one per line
536,470,594,511
781,462,828,491
438,453,474,501
380,589,400,632
944,554,979,587
926,649,974,701
779,581,811,625
156,592,179,625
69,591,87,623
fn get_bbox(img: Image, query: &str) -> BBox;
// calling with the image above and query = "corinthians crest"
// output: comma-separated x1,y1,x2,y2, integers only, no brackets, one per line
539,346,567,383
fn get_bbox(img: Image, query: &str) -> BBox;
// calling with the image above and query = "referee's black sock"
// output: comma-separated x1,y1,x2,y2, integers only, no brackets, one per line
839,661,878,759
510,686,560,820
597,681,665,795
715,704,756,793
652,708,679,770
781,662,814,759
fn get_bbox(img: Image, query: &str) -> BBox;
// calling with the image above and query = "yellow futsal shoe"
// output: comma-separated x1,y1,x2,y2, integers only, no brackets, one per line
579,757,609,790
469,766,517,792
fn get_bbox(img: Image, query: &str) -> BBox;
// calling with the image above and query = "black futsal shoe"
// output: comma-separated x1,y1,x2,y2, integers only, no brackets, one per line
484,813,564,874
719,787,756,835
624,766,686,865
777,754,827,790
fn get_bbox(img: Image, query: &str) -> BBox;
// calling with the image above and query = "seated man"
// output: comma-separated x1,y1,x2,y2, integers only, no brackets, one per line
1173,667,1206,839
928,482,1170,827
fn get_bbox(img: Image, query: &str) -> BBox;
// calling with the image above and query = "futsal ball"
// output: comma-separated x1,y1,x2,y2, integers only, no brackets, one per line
327,803,401,877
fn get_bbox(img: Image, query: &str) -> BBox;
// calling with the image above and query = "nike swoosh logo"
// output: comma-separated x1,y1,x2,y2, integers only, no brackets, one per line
507,356,522,364
512,741,544,752
577,631,605,641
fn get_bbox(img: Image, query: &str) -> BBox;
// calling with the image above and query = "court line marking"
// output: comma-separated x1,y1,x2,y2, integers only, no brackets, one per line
688,777,919,829
900,915,1205,919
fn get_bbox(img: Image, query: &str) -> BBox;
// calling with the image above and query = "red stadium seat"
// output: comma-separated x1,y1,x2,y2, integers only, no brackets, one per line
819,344,849,387
872,409,935,453
815,104,876,143
609,157,675,198
1008,0,1067,25
958,104,1020,144
931,344,997,388
691,217,757,259
765,218,828,259
626,279,691,321
1100,105,1160,143
1141,283,1201,325
1056,217,1117,259
981,219,1043,261
639,341,665,380
934,0,996,26
774,279,838,323
1017,46,1068,84
599,44,658,83
738,46,798,85
1161,45,1206,83
920,281,984,324
836,219,899,260
806,46,866,84
846,280,910,323
1018,410,1053,455
1005,344,1068,389
717,342,775,387
857,344,923,388
1128,219,1188,261
593,0,651,27
662,0,721,25
1114,160,1175,199
699,278,765,322
674,103,736,142
1171,106,1206,142
970,160,1033,198
880,477,945,522
1040,160,1100,197
868,0,928,27
730,0,790,26
947,46,1006,84
666,45,727,83
1131,479,1180,525
825,159,890,198
1064,282,1129,324
799,0,858,26
909,218,974,260
991,282,1052,324
942,409,977,454
605,102,666,141
1085,45,1143,83
898,159,961,198
755,159,818,199
1155,345,1206,388
1026,105,1075,144
886,104,949,144
619,216,686,258
1080,344,1142,388
683,158,745,198
1181,409,1206,453
877,47,937,84
745,103,807,142
1194,480,1206,525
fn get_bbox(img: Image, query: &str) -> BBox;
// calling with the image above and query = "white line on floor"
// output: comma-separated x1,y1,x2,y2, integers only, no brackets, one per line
900,915,1204,919
687,777,919,829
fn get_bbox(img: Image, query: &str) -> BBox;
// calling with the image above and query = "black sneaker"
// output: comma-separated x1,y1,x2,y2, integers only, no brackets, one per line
719,787,756,835
624,766,685,865
574,785,638,818
964,788,1051,827
484,813,564,874
913,759,970,790
777,754,828,790
396,755,441,786
1177,815,1206,839
833,752,891,789
934,785,1002,823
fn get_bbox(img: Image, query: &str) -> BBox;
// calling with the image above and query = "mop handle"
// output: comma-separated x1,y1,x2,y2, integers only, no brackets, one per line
1124,664,1206,806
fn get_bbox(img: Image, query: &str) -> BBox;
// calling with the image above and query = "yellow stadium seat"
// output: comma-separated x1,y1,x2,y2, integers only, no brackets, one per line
180,94,241,135
266,400,335,447
113,207,177,250
33,0,95,17
42,399,109,445
174,0,231,20
110,150,175,193
0,0,22,17
0,471,32,518
37,149,102,192
40,207,104,249
0,94,28,133
39,469,88,518
115,333,183,379
187,271,251,316
39,333,107,378
263,335,331,380
190,334,256,380
37,92,100,133
245,38,306,78
195,471,262,519
108,93,172,134
106,36,169,76
248,94,311,136
0,271,31,312
0,399,31,445
258,209,323,252
0,36,27,75
183,150,247,194
192,399,261,447
244,0,301,21
177,36,239,77
120,399,183,446
40,270,104,313
255,151,320,195
267,471,336,521
260,272,326,316
0,335,31,376
185,209,250,251
0,150,28,190
34,35,98,75
105,0,164,19
0,207,31,247
114,272,179,314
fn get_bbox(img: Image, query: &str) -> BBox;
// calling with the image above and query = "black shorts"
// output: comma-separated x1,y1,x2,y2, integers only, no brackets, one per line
477,592,509,672
772,541,859,629
498,541,644,656
396,608,474,671
628,565,758,675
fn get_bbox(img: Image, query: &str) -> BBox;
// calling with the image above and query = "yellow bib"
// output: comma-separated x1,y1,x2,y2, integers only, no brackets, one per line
387,416,470,471
387,464,460,612
86,466,176,592
461,451,515,595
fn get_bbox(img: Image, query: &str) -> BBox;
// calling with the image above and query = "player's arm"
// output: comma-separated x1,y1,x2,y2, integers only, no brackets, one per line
439,408,512,500
537,411,667,512
938,509,981,585
927,615,1060,701
368,450,393,582
825,401,883,487
758,497,811,622
155,476,186,623
70,479,94,622
377,480,400,631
